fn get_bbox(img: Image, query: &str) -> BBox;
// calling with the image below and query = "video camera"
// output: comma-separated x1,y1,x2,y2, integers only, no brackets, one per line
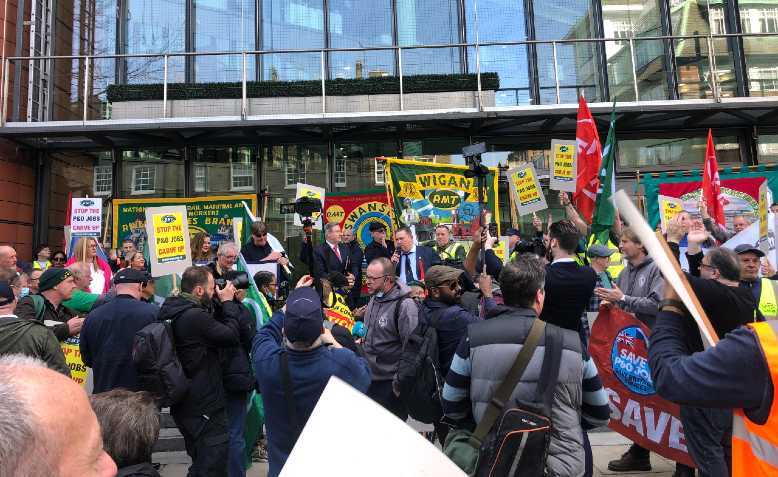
215,270,251,290
280,196,323,224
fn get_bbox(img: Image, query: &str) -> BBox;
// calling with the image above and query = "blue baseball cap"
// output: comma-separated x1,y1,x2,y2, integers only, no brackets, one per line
284,287,324,343
506,228,520,237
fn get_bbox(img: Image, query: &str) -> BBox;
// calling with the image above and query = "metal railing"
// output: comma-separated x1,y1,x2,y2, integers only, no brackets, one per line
2,31,777,126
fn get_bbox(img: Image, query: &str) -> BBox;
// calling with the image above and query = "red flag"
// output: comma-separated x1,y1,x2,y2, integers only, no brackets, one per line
574,95,602,223
702,129,726,228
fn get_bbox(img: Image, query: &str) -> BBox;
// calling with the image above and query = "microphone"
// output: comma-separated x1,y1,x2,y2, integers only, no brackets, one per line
279,251,292,275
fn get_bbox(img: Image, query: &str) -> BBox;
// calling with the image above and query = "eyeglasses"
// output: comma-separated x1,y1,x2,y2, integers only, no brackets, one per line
253,233,267,238
699,263,718,272
366,274,387,282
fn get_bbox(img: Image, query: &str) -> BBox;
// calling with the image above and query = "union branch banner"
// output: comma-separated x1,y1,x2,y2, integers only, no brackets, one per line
385,159,500,240
589,305,695,467
324,190,393,248
642,166,778,229
112,195,258,250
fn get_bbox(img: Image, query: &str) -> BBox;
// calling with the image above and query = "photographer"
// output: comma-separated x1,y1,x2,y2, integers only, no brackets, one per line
215,270,256,477
158,266,242,477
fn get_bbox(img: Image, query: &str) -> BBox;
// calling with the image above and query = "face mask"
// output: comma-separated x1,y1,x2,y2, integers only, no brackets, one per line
19,287,29,298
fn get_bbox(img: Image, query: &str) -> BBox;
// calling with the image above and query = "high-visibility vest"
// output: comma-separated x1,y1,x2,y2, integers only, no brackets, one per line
33,260,50,271
434,241,465,261
585,235,624,278
759,278,778,320
732,320,778,476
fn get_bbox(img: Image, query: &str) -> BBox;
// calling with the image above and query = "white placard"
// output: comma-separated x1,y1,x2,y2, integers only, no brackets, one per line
550,139,577,192
294,183,326,230
280,377,467,477
613,190,718,348
245,263,278,297
70,197,103,237
144,205,193,278
507,163,548,216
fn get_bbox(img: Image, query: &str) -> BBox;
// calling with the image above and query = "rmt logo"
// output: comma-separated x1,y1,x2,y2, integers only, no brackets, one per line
79,199,95,207
161,215,176,224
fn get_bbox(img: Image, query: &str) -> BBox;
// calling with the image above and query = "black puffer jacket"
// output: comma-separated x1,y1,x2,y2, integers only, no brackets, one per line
216,297,256,393
159,294,240,416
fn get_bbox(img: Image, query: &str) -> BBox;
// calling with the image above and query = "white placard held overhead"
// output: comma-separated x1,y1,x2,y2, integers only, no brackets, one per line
144,205,192,278
70,197,103,237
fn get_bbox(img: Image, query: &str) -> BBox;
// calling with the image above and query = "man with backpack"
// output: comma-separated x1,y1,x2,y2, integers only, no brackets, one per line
15,267,83,342
401,265,480,441
158,266,242,477
441,255,590,477
362,257,419,420
79,268,158,394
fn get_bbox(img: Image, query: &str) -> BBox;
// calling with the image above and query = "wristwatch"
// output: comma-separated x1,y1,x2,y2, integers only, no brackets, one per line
658,298,687,315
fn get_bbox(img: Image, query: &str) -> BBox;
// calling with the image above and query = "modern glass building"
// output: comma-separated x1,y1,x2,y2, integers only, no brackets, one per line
1,0,778,260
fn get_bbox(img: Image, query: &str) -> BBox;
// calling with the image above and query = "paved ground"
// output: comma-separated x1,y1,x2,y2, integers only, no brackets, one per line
157,431,676,477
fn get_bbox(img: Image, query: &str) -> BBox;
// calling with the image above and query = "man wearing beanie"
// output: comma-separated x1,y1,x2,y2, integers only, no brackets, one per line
0,280,70,375
252,277,371,477
15,267,82,342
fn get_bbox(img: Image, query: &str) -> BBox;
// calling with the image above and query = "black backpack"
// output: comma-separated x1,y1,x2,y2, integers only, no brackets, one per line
396,304,446,424
132,318,190,407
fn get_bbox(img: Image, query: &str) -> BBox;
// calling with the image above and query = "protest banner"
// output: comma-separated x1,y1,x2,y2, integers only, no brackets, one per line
642,170,775,229
507,163,548,216
112,195,258,251
550,140,577,192
325,291,355,332
281,377,466,477
61,337,89,387
589,305,695,467
760,181,769,252
324,190,393,247
658,195,684,232
70,197,102,237
385,159,500,242
722,216,778,269
294,183,326,229
144,206,192,278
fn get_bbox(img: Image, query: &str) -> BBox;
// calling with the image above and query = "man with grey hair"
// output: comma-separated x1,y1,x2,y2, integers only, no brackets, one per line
311,223,358,289
90,389,160,476
362,257,418,419
62,262,100,314
208,241,239,281
0,245,18,274
0,354,117,477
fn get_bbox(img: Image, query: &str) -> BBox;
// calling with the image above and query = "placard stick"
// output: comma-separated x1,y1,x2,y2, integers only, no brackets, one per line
613,190,719,348
102,201,111,247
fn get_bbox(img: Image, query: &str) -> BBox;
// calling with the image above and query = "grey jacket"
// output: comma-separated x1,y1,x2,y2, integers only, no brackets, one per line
362,282,419,382
616,257,663,329
468,308,585,477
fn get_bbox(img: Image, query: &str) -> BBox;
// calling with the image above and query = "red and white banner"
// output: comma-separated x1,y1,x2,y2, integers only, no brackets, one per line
589,305,695,467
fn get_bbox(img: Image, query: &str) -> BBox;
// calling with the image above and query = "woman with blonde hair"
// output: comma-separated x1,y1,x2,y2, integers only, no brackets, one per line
126,251,147,272
66,237,113,295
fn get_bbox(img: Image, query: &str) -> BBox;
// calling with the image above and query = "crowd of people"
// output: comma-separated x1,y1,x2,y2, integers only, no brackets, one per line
2,191,778,477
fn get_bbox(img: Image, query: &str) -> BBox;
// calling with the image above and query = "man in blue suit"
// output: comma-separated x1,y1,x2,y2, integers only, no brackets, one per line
392,226,441,284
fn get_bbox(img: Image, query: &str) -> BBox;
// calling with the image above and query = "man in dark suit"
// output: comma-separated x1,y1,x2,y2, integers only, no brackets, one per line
342,227,364,307
391,226,441,285
539,219,597,340
312,223,360,290
363,222,395,265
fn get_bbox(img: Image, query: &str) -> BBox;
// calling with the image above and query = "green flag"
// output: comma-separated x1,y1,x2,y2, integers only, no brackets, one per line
591,103,617,245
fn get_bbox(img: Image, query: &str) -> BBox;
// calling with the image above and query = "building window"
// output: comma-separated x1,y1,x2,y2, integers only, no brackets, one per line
374,158,386,185
759,8,778,33
93,165,113,196
710,7,727,34
334,158,347,187
231,162,255,191
194,164,207,192
286,159,307,187
131,165,156,195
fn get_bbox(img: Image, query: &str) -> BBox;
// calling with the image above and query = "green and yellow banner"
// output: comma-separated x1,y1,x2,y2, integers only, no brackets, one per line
385,159,500,239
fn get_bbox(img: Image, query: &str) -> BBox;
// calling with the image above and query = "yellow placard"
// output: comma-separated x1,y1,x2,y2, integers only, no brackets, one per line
61,338,88,387
550,140,577,192
658,195,684,232
152,211,187,263
508,163,547,216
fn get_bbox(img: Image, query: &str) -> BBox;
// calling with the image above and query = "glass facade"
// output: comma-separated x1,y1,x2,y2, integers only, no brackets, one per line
260,0,325,81
194,0,256,82
328,0,395,79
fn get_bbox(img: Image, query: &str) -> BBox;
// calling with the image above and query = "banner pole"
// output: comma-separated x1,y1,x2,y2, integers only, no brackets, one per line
102,200,111,247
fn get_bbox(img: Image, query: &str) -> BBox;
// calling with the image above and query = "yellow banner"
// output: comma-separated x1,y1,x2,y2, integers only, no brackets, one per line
325,292,355,332
658,195,684,232
396,173,478,203
152,211,187,263
62,338,88,387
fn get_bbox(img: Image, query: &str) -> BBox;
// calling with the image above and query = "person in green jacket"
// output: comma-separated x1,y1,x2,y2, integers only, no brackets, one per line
0,281,69,376
63,262,100,313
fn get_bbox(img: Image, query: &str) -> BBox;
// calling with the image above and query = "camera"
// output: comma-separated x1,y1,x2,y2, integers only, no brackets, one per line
215,270,251,290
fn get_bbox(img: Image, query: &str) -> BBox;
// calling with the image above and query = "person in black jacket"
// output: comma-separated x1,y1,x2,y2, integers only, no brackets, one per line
342,227,364,307
312,223,358,282
215,272,256,477
158,266,242,477
363,222,395,265
392,226,441,285
80,269,158,394
539,220,597,341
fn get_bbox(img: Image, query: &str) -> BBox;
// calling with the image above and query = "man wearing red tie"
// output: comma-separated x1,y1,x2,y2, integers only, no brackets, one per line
312,223,359,289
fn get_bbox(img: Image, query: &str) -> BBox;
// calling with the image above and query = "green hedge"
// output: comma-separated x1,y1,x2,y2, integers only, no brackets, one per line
106,73,500,102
